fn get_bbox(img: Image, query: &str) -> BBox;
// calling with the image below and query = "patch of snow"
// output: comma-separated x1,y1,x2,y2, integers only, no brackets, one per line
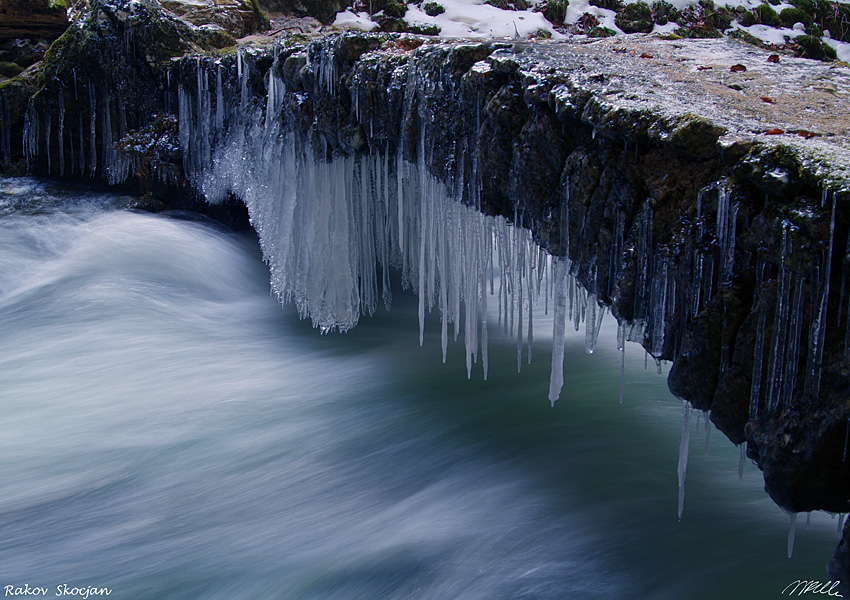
404,0,563,39
729,21,805,45
333,9,379,31
652,21,680,34
824,36,850,62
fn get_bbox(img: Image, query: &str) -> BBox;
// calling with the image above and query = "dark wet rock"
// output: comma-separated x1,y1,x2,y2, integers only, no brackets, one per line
161,0,269,38
0,0,69,41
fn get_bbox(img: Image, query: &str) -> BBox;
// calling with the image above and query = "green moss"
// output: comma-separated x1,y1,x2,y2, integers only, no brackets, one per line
676,24,722,37
652,1,679,25
384,0,407,17
376,15,408,31
754,3,780,26
589,0,622,12
541,0,568,25
0,62,24,78
47,0,67,10
738,10,756,25
408,23,441,34
795,33,837,60
780,7,813,27
587,25,617,36
727,27,765,47
423,1,445,15
615,1,654,33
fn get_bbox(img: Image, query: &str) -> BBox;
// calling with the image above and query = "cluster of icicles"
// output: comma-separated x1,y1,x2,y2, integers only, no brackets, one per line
176,49,604,405
6,39,846,535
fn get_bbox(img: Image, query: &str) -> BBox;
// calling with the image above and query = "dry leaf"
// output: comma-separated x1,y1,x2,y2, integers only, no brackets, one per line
697,65,712,71
760,96,776,103
767,54,780,63
640,52,653,59
730,64,747,72
765,128,784,135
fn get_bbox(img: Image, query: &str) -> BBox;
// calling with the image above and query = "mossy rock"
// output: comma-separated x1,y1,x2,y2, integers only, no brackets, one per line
376,14,408,31
259,0,348,24
780,6,813,27
795,33,837,60
652,1,678,25
541,0,568,26
587,25,616,36
614,1,653,33
676,24,722,37
0,61,24,78
589,0,622,12
408,23,441,34
384,0,407,18
423,2,445,16
700,0,732,29
728,27,766,47
754,3,780,26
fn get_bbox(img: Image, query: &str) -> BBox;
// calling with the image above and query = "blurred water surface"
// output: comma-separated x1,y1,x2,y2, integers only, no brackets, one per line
0,178,840,599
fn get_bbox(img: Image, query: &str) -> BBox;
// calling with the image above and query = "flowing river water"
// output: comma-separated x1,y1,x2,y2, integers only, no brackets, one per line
0,178,842,599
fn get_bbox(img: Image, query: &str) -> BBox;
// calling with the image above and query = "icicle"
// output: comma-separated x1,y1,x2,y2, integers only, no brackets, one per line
58,91,65,177
738,444,745,480
844,417,849,462
766,221,793,412
787,512,797,559
617,322,626,404
548,259,568,406
839,513,845,534
88,82,97,178
585,293,597,354
749,308,767,419
678,400,693,521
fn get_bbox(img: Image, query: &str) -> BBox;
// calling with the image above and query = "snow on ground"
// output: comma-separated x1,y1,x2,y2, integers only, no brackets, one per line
331,0,850,60
405,0,563,39
333,9,379,31
825,36,850,61
729,21,806,45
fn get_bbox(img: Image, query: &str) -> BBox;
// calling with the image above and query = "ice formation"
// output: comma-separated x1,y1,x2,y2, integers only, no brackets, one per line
12,38,841,429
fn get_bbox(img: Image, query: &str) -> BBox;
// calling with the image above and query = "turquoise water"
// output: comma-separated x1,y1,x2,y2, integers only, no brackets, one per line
0,179,841,599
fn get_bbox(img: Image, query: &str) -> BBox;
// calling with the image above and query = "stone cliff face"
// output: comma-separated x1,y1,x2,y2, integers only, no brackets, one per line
2,0,849,570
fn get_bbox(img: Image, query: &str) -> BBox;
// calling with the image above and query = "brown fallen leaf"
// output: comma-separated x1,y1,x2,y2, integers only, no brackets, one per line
768,54,780,63
791,129,819,139
765,128,784,135
697,65,712,71
640,52,653,58
629,49,636,56
760,96,776,103
730,64,747,72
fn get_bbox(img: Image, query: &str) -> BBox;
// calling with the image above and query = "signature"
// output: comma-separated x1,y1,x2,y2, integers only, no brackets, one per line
782,580,844,597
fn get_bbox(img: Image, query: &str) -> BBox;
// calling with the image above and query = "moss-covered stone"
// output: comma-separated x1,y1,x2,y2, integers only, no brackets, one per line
541,0,568,26
423,2,445,16
614,0,653,33
754,3,781,26
795,33,838,60
587,25,617,37
652,0,679,25
780,6,814,27
383,0,408,18
0,61,24,78
588,0,622,12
